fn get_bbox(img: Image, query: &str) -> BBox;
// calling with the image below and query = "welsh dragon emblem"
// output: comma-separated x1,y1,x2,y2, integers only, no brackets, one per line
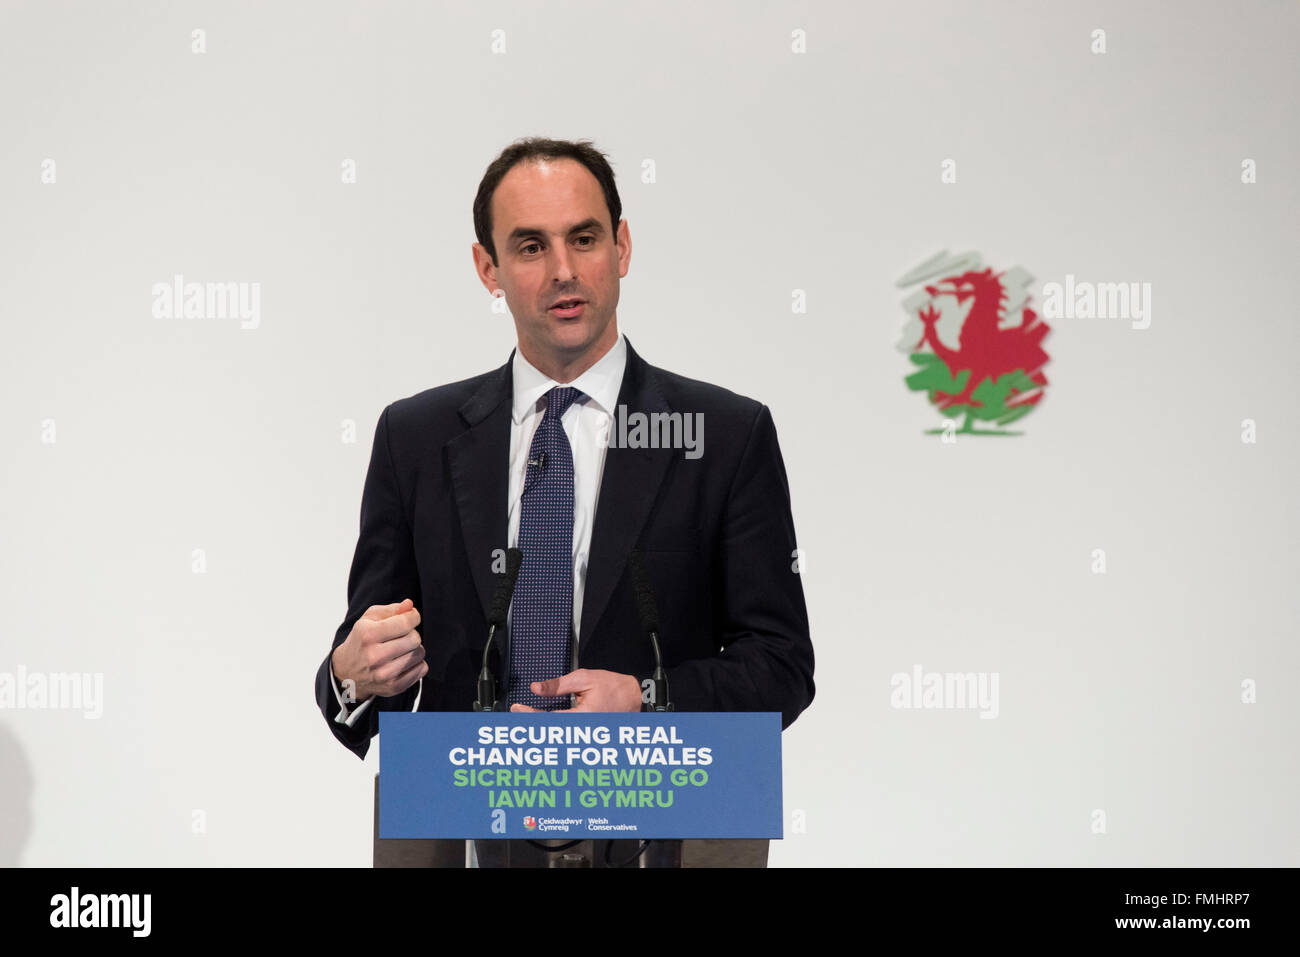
897,250,1051,435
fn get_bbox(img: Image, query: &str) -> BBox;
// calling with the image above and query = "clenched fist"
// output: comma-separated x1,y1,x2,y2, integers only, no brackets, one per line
331,598,426,704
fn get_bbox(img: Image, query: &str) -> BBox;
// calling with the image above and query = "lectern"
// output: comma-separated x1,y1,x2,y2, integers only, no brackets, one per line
375,712,781,868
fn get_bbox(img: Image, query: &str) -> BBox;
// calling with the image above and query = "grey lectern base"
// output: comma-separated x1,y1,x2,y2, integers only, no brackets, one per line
372,774,768,868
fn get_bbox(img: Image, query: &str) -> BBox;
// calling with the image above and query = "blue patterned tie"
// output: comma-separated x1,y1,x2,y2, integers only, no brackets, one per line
509,386,585,710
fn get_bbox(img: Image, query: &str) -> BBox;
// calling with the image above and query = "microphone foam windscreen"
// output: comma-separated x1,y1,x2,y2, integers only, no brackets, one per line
487,548,524,626
627,549,661,632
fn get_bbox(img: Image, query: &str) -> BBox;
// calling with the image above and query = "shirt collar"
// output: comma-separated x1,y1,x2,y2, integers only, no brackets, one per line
511,332,627,424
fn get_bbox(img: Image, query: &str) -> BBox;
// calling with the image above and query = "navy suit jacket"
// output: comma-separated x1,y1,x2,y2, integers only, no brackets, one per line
314,338,814,759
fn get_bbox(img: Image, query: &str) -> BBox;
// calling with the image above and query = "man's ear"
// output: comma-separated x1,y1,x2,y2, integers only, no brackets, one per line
473,242,508,303
471,242,496,292
616,219,631,279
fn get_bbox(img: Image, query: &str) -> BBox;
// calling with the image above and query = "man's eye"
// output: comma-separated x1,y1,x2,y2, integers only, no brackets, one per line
575,235,595,247
521,243,541,255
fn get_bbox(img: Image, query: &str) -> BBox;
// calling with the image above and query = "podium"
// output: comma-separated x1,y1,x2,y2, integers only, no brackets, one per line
375,712,781,868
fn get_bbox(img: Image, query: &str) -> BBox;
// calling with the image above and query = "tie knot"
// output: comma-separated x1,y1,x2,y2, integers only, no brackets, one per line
545,386,584,420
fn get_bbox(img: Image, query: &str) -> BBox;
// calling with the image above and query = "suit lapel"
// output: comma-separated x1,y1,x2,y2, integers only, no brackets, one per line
579,339,675,646
447,354,513,620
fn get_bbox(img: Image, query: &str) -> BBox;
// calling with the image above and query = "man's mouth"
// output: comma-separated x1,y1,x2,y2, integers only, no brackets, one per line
549,299,586,317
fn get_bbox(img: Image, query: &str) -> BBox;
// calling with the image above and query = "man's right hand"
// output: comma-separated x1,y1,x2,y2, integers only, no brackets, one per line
331,598,426,703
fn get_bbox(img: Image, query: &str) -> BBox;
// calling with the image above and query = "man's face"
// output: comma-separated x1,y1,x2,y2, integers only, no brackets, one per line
473,158,630,371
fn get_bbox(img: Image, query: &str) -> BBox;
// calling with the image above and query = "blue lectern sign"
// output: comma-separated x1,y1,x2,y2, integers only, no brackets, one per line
379,712,782,839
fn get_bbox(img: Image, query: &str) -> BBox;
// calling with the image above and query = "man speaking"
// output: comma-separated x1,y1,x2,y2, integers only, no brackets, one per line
314,137,814,776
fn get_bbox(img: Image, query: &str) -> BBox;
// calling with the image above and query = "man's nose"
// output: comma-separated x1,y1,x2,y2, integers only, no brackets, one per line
547,244,579,283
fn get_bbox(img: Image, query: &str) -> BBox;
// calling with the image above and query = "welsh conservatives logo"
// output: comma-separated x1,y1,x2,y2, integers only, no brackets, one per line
522,816,538,831
896,250,1051,435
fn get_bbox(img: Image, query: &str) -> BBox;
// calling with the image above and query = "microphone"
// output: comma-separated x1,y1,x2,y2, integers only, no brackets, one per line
627,549,672,712
474,547,523,712
625,549,682,869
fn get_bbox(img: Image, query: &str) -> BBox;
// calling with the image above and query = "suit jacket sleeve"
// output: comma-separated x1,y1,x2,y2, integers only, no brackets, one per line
314,404,424,760
665,404,814,728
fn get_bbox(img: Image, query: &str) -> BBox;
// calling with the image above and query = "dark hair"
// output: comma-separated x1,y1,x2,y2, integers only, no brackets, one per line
472,137,622,266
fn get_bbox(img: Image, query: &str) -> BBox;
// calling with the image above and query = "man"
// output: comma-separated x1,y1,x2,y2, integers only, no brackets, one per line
314,137,813,805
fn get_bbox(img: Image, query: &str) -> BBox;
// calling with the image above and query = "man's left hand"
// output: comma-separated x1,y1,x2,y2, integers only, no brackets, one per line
510,669,642,713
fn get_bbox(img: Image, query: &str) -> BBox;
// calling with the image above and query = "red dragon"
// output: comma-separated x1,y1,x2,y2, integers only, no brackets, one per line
913,266,1050,411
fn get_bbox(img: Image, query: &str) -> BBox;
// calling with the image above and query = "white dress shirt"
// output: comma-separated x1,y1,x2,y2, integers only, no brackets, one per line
330,333,628,727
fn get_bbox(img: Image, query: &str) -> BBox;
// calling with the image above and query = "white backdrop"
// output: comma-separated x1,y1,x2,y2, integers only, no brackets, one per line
1,0,1297,866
